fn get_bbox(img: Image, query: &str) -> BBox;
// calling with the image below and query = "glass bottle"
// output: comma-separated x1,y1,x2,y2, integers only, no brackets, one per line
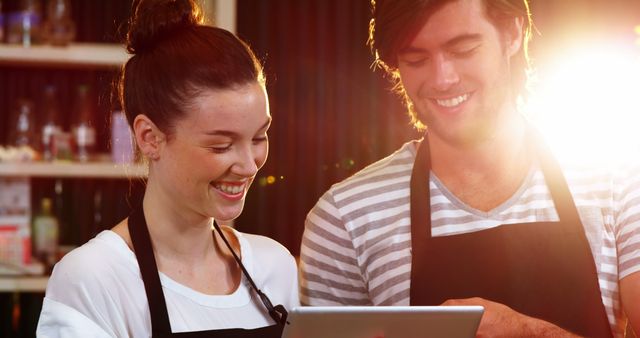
0,0,5,42
72,85,96,162
111,111,135,163
42,0,75,46
32,197,59,269
6,0,43,46
11,98,36,148
41,85,62,161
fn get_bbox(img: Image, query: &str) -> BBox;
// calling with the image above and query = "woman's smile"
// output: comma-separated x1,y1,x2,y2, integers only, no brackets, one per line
211,180,249,201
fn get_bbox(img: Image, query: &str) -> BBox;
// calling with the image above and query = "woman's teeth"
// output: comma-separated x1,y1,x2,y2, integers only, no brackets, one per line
213,183,244,195
436,94,469,108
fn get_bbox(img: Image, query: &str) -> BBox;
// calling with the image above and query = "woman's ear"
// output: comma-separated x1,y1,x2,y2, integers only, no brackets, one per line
505,16,525,58
133,114,165,161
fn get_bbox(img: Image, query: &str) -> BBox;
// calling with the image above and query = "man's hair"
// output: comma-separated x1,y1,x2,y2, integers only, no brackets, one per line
367,0,532,130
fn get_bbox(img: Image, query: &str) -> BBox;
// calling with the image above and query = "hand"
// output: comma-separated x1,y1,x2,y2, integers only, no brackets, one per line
442,297,520,338
620,272,640,336
441,297,580,338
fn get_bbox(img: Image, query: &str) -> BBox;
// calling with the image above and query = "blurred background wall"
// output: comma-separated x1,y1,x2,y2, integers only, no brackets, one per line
0,1,638,336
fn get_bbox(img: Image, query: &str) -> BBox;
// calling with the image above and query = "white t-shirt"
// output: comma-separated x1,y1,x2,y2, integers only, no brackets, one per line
37,229,299,338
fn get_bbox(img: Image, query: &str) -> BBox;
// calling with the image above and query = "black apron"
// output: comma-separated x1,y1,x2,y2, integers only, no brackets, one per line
128,205,287,338
409,132,612,337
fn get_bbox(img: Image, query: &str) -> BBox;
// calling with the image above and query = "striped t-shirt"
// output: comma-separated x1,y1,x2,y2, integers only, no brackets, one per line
300,140,640,337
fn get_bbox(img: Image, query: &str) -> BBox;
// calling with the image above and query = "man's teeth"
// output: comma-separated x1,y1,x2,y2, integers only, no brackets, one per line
436,94,469,108
214,183,244,195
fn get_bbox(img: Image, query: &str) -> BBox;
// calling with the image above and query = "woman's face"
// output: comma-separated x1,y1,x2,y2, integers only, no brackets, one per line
154,82,270,222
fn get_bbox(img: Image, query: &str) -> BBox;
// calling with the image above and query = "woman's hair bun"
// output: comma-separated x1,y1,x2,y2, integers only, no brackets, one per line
126,0,203,54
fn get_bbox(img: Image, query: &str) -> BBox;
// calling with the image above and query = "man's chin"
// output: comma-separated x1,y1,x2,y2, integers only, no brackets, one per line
428,124,493,147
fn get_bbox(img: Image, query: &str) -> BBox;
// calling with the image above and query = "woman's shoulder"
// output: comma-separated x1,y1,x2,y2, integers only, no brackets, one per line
42,230,148,337
235,230,294,262
48,230,138,294
233,230,297,280
234,230,300,307
56,230,133,267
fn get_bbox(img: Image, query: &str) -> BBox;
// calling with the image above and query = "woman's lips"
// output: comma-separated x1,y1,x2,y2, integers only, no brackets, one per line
211,181,247,201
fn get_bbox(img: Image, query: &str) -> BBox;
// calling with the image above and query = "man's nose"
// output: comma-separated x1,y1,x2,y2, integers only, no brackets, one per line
431,55,460,92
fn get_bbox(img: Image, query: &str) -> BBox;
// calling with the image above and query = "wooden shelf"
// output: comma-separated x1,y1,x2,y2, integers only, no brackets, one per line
0,43,128,68
0,276,49,292
0,162,147,179
0,0,239,69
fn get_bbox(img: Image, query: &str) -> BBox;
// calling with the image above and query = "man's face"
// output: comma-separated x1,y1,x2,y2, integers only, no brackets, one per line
397,0,522,146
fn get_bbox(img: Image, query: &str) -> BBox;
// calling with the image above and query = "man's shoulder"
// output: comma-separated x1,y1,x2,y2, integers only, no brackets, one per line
531,159,640,210
327,140,418,199
554,155,640,184
558,161,639,191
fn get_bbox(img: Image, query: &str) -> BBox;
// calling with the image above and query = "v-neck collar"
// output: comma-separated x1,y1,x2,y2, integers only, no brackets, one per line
429,165,537,218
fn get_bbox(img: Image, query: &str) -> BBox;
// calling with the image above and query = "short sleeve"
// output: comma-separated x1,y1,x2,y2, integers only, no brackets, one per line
299,190,369,306
36,297,112,338
613,162,640,279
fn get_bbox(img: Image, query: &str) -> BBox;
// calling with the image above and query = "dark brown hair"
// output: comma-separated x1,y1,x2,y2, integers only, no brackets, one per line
118,0,264,134
368,0,533,129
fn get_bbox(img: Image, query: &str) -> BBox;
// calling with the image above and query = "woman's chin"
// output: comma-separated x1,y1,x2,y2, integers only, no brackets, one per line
212,208,243,224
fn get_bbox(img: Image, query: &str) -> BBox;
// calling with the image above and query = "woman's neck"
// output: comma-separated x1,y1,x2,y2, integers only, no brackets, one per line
142,181,215,262
138,185,241,295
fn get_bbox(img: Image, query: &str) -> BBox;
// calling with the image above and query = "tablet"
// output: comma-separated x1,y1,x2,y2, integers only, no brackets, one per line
281,305,483,338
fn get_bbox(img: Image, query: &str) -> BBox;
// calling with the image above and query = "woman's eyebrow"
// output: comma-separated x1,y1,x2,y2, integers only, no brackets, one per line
203,117,272,136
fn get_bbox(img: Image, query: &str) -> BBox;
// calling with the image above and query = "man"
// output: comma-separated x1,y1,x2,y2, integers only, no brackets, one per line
299,0,640,336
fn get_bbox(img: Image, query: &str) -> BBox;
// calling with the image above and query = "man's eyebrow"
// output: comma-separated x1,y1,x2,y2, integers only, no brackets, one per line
443,33,482,47
399,33,483,55
399,46,428,55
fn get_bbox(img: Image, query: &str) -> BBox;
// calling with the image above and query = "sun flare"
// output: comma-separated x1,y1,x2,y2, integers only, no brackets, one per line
525,44,640,167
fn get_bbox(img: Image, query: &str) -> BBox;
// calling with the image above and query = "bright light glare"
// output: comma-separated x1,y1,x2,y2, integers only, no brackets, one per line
526,45,640,167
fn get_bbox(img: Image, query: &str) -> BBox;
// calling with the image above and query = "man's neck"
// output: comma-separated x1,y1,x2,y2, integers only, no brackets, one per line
429,115,532,212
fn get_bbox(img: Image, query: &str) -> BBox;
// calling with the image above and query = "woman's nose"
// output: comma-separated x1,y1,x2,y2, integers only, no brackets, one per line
232,147,260,177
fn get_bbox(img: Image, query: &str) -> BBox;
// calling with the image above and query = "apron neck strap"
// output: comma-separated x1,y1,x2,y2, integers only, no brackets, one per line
532,130,582,226
129,203,289,334
212,222,288,325
128,204,173,335
410,134,432,240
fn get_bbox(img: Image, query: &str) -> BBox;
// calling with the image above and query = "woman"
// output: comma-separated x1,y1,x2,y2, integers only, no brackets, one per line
36,0,298,336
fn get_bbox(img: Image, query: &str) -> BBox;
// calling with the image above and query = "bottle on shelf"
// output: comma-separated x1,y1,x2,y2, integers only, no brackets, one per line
10,98,36,148
72,84,96,162
41,85,62,161
51,131,73,161
53,178,71,246
111,110,135,163
0,0,5,42
41,0,75,46
32,197,59,271
6,0,43,46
